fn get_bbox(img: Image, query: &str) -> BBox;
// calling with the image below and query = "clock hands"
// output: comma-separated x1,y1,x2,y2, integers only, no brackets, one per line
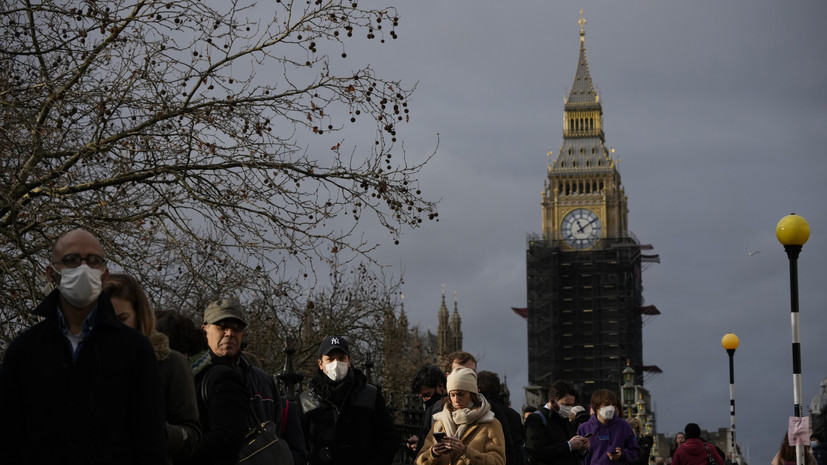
563,210,600,249
576,216,598,234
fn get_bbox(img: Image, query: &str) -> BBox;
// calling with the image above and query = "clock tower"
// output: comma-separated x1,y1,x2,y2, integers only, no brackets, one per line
541,11,627,249
526,12,659,403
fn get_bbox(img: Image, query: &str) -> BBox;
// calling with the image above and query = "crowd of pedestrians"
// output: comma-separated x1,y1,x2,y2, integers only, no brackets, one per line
0,227,782,465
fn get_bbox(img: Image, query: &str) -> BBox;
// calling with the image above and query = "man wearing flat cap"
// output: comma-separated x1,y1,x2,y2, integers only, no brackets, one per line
182,298,248,464
299,335,397,465
187,298,306,465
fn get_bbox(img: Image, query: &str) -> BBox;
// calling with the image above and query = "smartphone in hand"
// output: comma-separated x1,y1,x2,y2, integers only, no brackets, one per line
433,432,446,442
584,433,593,438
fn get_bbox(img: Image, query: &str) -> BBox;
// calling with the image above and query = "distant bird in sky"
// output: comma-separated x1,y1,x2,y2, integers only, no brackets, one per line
747,249,761,256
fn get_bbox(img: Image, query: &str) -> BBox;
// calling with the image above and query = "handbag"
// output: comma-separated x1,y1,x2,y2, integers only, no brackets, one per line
238,403,293,465
199,366,293,464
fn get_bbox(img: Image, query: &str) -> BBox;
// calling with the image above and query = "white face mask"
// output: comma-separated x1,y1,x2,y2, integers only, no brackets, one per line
323,360,349,382
599,405,615,421
56,264,103,308
558,404,573,419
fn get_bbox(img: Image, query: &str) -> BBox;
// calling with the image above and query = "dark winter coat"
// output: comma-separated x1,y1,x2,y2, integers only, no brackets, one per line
283,398,309,465
149,331,202,462
415,394,448,454
183,355,248,465
0,290,167,465
672,438,724,465
300,367,397,465
524,406,580,465
489,396,525,465
812,443,827,465
633,435,654,465
240,355,307,465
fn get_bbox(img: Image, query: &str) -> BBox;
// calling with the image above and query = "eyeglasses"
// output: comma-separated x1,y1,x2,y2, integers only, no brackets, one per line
52,253,106,269
213,320,246,333
418,388,436,401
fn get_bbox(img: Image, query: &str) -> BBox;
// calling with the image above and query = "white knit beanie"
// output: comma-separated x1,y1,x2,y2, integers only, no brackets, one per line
446,367,478,393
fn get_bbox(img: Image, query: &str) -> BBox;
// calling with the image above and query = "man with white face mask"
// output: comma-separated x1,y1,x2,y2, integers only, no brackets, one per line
525,380,590,465
299,335,397,465
0,228,167,464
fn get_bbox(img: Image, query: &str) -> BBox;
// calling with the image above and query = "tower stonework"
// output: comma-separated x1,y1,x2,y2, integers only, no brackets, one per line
437,287,463,368
526,12,658,402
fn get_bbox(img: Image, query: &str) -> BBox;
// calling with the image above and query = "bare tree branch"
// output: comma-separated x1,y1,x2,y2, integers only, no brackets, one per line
0,0,438,351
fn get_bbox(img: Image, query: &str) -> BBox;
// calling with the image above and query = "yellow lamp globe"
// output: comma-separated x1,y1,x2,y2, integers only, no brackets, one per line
776,214,810,246
722,333,739,351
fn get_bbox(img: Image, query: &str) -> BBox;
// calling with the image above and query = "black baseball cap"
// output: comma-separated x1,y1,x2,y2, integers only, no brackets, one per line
319,335,350,357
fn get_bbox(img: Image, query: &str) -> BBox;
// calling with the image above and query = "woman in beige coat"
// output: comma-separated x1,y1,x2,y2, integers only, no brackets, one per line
416,367,506,465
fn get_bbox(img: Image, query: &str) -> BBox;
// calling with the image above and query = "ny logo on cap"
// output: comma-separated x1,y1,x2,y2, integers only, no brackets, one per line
330,337,340,345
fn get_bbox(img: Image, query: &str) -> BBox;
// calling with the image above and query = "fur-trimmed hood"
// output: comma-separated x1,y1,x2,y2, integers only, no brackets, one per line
148,330,171,362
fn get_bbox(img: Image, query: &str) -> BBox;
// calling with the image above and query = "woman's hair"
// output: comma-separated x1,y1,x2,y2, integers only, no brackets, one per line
627,417,641,435
779,432,796,462
156,310,207,357
443,391,483,409
103,273,155,336
590,389,623,418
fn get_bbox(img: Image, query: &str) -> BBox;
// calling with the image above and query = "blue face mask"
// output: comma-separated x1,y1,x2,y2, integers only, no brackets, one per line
812,442,819,448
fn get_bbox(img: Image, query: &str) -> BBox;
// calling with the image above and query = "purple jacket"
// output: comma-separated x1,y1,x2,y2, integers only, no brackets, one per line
576,415,640,465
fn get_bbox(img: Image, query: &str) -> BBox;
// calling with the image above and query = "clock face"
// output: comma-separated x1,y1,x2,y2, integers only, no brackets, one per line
561,208,602,249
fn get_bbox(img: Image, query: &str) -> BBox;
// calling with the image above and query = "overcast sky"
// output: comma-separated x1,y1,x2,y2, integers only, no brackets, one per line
343,1,827,461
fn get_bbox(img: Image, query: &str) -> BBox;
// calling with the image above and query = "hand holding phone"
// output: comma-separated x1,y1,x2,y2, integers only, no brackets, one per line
431,431,449,456
584,433,593,438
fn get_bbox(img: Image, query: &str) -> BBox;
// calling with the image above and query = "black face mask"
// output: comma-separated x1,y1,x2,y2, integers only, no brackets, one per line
424,393,441,408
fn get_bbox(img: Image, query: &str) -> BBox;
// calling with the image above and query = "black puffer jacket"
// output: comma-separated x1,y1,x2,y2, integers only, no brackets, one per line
299,368,397,465
0,290,167,465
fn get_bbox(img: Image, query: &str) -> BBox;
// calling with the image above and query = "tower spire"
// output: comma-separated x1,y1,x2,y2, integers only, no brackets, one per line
567,10,599,107
437,284,451,365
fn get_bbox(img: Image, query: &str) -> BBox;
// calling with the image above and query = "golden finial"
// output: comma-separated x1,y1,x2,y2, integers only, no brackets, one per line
578,9,587,41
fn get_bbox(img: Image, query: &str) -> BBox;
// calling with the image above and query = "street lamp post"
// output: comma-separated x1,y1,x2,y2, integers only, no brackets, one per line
776,213,811,465
722,333,739,465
